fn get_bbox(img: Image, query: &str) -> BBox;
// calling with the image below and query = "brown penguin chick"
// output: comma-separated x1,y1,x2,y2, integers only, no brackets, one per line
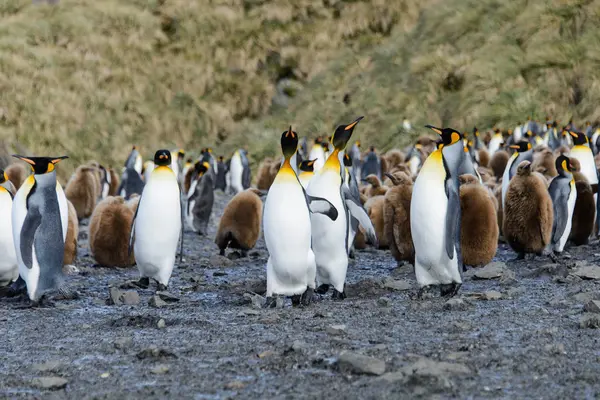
477,167,494,183
415,135,436,151
63,200,79,267
459,174,499,267
553,145,570,157
256,158,274,190
532,149,557,178
88,196,136,268
569,172,594,245
570,158,581,172
477,148,490,168
126,193,141,212
384,168,411,187
108,167,119,196
5,163,27,190
489,150,509,179
87,160,103,195
384,149,405,170
503,161,554,258
383,172,414,264
268,159,281,184
365,195,387,249
494,184,503,237
353,193,369,249
364,174,388,197
215,188,263,256
65,165,99,220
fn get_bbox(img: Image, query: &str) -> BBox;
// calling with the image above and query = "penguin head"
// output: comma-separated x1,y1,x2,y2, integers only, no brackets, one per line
218,156,224,163
153,149,172,166
0,169,7,184
473,127,479,137
12,155,68,174
425,125,463,147
568,130,587,146
555,155,574,177
508,140,532,153
178,149,185,158
516,160,532,176
299,159,316,172
194,161,210,176
355,140,361,148
281,126,299,159
343,154,352,167
331,116,364,151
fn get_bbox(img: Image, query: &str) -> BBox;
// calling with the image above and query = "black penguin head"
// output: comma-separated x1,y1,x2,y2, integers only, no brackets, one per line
568,130,587,145
194,161,210,176
177,149,185,158
355,140,361,148
555,155,573,176
425,125,463,147
314,137,322,145
508,140,532,153
281,126,298,159
153,149,172,166
473,127,479,137
321,139,331,150
12,155,68,174
0,169,6,184
343,154,352,167
218,156,224,163
186,157,193,164
299,159,316,172
331,116,364,151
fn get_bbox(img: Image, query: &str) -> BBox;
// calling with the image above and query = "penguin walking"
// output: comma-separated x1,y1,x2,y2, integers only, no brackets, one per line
502,140,533,208
11,155,69,303
548,155,577,256
129,150,182,292
298,159,316,189
264,126,338,307
410,126,466,298
0,170,18,287
307,117,376,300
186,161,214,235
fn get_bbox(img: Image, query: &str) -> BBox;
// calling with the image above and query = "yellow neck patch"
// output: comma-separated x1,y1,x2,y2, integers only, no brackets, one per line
274,158,297,183
323,149,340,173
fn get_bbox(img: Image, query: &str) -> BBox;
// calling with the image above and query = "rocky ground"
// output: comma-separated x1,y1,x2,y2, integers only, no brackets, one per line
2,191,600,399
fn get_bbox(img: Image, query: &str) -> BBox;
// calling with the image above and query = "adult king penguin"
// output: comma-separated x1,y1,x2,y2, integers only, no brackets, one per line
263,127,338,307
0,170,18,287
130,150,182,292
502,140,533,208
11,155,69,303
307,116,376,300
548,155,577,256
410,125,466,298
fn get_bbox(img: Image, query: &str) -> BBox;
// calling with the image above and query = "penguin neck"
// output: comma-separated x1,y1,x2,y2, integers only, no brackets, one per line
34,171,57,188
323,149,341,173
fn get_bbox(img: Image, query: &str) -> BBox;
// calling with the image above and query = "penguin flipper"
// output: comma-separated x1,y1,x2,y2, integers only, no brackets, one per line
444,178,461,261
306,195,338,221
128,196,140,257
342,187,378,247
550,186,569,245
20,206,42,269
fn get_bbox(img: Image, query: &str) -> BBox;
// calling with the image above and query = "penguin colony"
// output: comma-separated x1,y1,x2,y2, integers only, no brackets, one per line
1,117,600,306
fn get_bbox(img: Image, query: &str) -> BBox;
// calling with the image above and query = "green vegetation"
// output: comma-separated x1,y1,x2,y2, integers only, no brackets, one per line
1,0,599,177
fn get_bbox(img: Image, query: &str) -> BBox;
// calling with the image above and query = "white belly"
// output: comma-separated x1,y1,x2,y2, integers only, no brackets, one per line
309,148,325,172
570,147,598,185
555,182,577,252
263,181,313,296
306,169,348,291
488,136,502,154
0,191,17,285
299,174,312,189
410,160,460,287
133,175,181,285
230,154,243,193
409,156,420,177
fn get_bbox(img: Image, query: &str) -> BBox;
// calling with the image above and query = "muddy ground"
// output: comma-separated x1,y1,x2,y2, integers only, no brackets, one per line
1,191,600,399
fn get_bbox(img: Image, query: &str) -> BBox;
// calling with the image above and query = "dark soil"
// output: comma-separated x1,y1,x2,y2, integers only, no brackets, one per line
2,191,600,399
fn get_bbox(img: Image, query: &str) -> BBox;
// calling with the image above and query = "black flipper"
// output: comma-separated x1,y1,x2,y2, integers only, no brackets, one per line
341,186,378,247
444,177,461,261
549,179,569,246
20,206,42,270
306,195,338,221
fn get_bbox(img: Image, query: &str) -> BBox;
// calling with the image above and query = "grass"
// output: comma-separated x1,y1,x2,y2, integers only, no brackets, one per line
1,0,599,178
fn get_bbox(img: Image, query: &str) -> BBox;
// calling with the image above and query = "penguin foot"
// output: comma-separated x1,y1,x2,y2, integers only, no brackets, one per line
0,277,27,298
440,283,461,298
315,284,330,295
291,294,301,307
121,277,150,290
219,249,225,256
548,251,558,263
331,289,346,301
301,287,314,306
157,283,168,292
416,285,434,300
263,296,277,309
349,249,356,259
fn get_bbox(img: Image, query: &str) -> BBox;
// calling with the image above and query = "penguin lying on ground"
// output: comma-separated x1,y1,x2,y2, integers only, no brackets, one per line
11,155,70,304
264,126,338,307
410,125,466,298
215,188,264,257
129,150,182,292
186,161,214,235
65,165,98,220
547,155,577,257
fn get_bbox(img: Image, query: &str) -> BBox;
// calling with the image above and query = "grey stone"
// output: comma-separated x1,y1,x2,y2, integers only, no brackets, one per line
382,278,411,291
108,287,124,306
114,337,133,350
32,360,63,372
243,293,265,309
585,300,600,314
473,262,507,280
544,343,566,355
121,291,140,305
239,308,260,316
377,297,392,307
483,290,503,300
156,291,180,303
572,291,600,303
338,351,386,375
579,313,600,329
444,298,467,311
149,295,168,308
157,318,166,329
209,254,234,267
326,324,347,335
572,265,600,280
150,364,170,374
32,377,68,390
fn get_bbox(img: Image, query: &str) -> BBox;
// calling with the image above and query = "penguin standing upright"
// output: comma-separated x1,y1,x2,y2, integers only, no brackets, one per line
487,128,504,154
298,159,316,189
361,146,382,181
186,161,214,235
0,169,18,287
548,155,577,255
410,126,466,298
264,127,338,307
229,149,250,194
215,156,227,191
307,117,376,299
130,150,182,291
308,137,326,172
125,145,143,175
502,140,533,208
11,155,69,302
568,130,598,189
407,144,424,177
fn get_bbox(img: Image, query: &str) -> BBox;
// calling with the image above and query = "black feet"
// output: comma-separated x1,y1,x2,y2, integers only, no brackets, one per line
263,296,277,309
219,249,225,256
157,283,168,292
0,276,27,298
315,284,330,295
301,287,314,306
291,294,301,307
332,289,346,300
349,248,356,259
440,282,461,298
417,285,433,300
122,277,150,290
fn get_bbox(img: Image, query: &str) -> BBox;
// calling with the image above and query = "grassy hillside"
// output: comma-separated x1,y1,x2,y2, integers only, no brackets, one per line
1,0,599,176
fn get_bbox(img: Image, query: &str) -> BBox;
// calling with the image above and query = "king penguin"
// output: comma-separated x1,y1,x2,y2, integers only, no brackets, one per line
125,145,143,175
502,140,533,208
548,155,577,256
298,159,316,189
308,137,326,172
568,130,598,189
307,116,376,299
130,150,182,292
11,155,69,303
263,127,338,307
0,169,18,287
410,125,466,298
229,149,251,194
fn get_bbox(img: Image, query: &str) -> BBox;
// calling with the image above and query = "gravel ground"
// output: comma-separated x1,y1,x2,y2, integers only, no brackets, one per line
2,191,600,399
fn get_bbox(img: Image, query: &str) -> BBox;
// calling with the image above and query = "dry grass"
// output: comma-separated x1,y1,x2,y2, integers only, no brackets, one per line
1,0,599,177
